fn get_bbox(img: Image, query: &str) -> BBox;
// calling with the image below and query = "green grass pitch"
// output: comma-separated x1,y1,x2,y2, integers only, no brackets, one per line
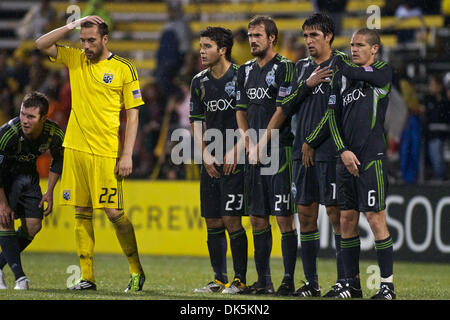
0,252,449,300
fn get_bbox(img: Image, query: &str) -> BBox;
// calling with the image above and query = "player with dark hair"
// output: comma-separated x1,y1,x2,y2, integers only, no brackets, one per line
0,92,64,290
306,28,395,299
190,26,248,294
255,12,348,297
236,16,298,295
35,16,145,291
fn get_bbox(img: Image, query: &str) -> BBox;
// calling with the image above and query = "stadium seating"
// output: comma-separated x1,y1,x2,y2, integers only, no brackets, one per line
1,0,444,84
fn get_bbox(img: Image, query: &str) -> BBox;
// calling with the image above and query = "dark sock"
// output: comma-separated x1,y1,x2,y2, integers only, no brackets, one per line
341,235,361,289
0,227,33,269
281,229,297,283
375,236,394,284
229,228,248,284
253,225,272,286
334,233,345,282
300,230,320,286
0,231,26,280
207,228,228,283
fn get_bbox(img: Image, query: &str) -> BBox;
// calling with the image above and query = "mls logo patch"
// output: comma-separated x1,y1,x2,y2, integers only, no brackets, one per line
265,70,275,86
103,73,114,84
62,190,71,201
225,81,235,97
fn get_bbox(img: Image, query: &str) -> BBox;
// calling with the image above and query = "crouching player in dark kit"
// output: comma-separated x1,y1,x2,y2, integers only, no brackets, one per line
0,92,64,290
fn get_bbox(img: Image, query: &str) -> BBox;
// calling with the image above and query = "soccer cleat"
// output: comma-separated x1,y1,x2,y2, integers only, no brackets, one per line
14,276,30,290
293,280,321,297
276,281,295,296
124,273,145,292
194,279,226,293
371,284,396,300
0,269,7,289
323,281,346,298
222,278,247,294
241,281,275,295
67,279,97,290
335,282,363,299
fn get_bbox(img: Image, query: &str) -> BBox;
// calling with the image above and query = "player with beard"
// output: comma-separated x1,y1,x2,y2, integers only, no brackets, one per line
236,16,297,296
255,13,349,297
190,27,248,294
35,16,145,292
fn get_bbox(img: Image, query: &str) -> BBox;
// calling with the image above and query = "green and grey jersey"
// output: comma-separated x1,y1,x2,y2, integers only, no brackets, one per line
281,50,348,161
0,117,64,187
306,58,392,161
236,54,294,148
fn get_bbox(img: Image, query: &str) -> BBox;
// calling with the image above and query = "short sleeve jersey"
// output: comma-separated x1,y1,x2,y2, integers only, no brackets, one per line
0,117,64,187
189,63,239,153
236,54,294,148
49,45,144,157
281,50,349,161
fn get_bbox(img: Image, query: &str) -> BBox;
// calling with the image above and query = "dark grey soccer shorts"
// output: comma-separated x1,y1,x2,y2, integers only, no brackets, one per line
245,146,295,216
200,164,247,218
5,174,43,220
337,158,388,212
292,160,338,207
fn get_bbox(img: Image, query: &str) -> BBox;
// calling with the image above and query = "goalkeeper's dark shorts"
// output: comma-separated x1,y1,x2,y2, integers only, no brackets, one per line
200,164,246,218
4,173,43,220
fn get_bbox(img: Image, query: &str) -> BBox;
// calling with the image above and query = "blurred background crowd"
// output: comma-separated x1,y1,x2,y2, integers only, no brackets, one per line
0,0,449,183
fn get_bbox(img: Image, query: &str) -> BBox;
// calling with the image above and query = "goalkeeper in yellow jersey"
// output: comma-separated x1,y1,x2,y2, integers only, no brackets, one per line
35,15,145,291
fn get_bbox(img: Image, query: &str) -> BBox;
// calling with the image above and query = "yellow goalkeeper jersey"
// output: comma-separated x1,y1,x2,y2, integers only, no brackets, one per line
50,45,144,157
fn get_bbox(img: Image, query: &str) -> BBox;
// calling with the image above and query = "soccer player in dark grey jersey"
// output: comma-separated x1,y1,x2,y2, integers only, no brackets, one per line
257,13,346,297
189,27,248,294
236,16,297,295
0,92,64,290
307,28,395,299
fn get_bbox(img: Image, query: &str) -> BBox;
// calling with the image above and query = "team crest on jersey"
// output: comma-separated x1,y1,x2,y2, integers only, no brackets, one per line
103,73,114,84
265,70,275,86
38,143,50,153
225,81,235,97
62,190,71,201
328,95,336,105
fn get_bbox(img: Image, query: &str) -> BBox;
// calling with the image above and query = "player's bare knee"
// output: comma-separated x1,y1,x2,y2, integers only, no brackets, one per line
105,208,124,222
205,218,225,230
222,216,242,233
75,206,93,213
250,215,269,231
276,215,295,233
26,221,42,237
326,206,341,231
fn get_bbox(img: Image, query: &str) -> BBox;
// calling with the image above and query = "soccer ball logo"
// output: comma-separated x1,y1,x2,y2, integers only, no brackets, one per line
103,73,114,84
62,190,71,201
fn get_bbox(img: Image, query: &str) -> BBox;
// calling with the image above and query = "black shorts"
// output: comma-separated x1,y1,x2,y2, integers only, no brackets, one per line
4,174,43,220
337,159,388,212
245,146,294,216
200,164,246,218
292,160,337,206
